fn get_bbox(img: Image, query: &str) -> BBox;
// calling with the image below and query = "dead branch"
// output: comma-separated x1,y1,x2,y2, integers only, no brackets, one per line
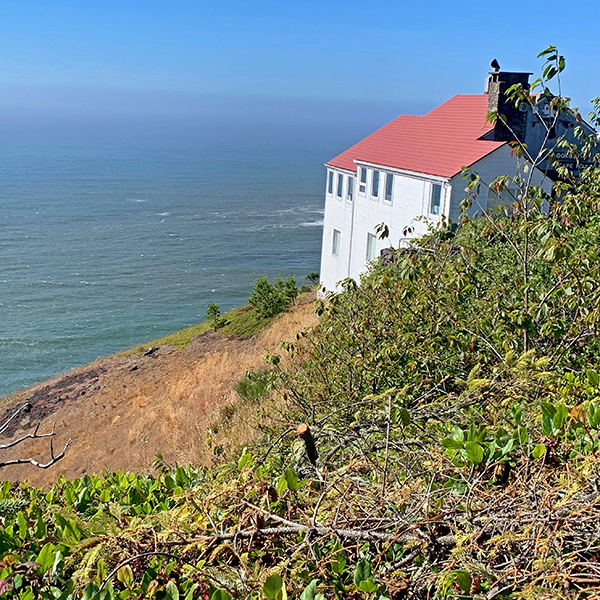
0,437,72,469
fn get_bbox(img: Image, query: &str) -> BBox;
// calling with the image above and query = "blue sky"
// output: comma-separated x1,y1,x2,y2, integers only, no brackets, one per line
0,0,598,142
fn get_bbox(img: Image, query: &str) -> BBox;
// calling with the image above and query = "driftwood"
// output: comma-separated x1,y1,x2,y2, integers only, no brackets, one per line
0,407,71,469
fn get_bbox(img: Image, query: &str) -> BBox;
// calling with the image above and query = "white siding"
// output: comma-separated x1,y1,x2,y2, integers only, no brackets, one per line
320,147,553,293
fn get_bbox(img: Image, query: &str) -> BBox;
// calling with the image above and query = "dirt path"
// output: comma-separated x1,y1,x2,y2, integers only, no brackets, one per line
0,297,317,487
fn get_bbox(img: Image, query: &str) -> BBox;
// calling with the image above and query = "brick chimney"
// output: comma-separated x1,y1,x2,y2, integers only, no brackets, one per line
486,69,532,143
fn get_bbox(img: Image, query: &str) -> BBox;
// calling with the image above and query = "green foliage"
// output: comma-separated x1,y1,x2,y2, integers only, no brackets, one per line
305,272,320,286
248,275,298,318
234,369,272,403
205,303,226,329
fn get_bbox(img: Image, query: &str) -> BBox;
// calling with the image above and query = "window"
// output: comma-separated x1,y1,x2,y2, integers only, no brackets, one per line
366,233,377,262
347,176,354,201
332,229,341,255
327,171,334,195
337,173,344,199
430,183,442,215
372,170,380,198
359,167,367,194
385,173,393,202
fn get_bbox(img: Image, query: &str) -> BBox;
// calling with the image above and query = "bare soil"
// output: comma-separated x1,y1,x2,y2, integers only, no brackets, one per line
0,296,318,488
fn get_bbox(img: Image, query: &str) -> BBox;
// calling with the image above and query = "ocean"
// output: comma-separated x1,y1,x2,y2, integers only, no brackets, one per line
0,135,330,398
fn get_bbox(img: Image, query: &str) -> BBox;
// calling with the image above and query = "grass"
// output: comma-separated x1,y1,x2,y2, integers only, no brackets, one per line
122,304,276,355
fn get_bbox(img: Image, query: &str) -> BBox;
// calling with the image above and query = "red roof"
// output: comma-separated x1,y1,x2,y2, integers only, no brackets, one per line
327,94,505,178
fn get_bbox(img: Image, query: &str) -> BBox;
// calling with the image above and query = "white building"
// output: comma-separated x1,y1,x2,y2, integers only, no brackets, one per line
319,70,556,292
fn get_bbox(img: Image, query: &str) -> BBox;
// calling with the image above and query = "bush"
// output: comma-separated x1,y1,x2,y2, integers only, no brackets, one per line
234,369,272,403
248,275,298,318
205,303,226,329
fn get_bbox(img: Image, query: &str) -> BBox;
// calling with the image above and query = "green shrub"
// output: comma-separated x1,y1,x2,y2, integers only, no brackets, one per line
234,369,272,403
205,303,226,329
248,275,298,318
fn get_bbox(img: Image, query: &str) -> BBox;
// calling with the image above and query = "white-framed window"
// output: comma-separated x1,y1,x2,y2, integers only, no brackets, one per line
385,173,393,202
430,183,442,215
336,173,344,199
327,170,334,195
347,176,354,202
372,170,380,198
359,167,367,194
366,233,377,262
332,229,341,256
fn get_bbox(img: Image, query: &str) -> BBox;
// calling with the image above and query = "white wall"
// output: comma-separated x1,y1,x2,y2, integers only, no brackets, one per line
319,164,450,292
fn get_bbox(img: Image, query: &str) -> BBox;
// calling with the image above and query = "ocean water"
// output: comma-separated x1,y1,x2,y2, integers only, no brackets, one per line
0,138,327,398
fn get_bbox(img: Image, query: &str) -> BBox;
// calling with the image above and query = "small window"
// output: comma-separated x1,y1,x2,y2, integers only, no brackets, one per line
327,171,334,195
359,167,367,194
332,229,341,255
347,176,354,201
372,170,380,198
366,233,377,262
430,183,442,215
385,173,393,202
337,173,343,199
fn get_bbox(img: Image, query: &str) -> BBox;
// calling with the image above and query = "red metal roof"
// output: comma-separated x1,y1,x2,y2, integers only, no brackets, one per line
327,95,505,178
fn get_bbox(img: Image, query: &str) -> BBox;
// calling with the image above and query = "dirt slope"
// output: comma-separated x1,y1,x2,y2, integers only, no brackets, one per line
0,296,318,488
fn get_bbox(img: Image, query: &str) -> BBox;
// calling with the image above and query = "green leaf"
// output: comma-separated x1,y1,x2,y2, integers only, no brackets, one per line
587,370,599,387
116,565,134,589
17,511,28,540
165,580,180,600
532,444,546,459
354,559,372,585
275,476,288,497
210,591,232,600
358,579,378,594
299,580,319,600
263,575,287,600
441,438,464,449
238,449,253,470
330,550,347,575
36,543,56,570
465,441,484,465
455,570,472,594
284,468,303,492
553,403,569,430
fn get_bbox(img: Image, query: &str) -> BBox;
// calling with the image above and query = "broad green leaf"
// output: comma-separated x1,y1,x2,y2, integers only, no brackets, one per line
358,579,378,594
441,438,464,449
284,468,303,492
553,403,569,429
299,580,319,600
211,591,232,600
275,476,288,497
455,570,472,594
263,575,287,600
36,543,56,570
465,441,484,465
532,444,546,459
354,559,372,585
587,370,600,387
116,565,134,589
238,450,253,470
330,550,347,575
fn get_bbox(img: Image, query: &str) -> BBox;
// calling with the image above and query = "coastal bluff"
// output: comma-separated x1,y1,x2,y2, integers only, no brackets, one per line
0,294,318,488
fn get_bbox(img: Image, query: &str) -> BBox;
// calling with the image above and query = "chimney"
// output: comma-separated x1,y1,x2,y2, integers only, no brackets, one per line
486,69,532,143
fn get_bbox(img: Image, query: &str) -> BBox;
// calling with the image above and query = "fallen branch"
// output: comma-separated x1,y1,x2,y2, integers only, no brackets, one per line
0,437,72,469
